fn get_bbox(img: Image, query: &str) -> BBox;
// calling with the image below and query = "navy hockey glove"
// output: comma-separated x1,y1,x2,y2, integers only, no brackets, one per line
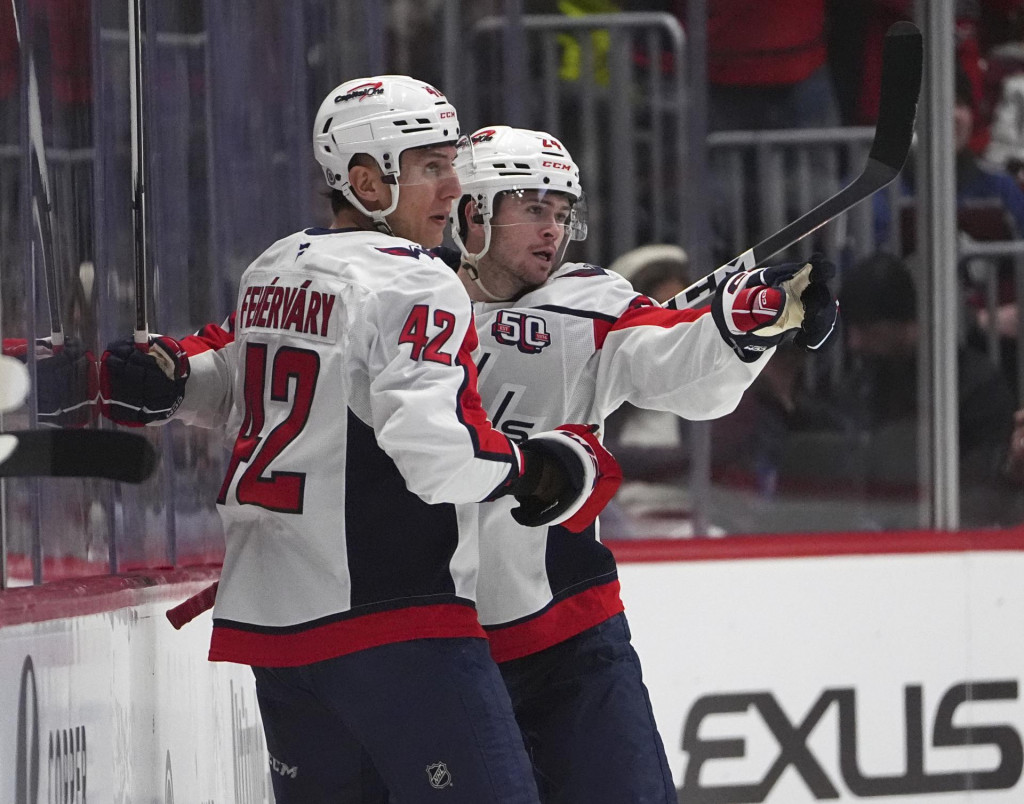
4,337,98,427
100,335,190,426
37,338,98,427
712,255,838,361
505,424,622,533
794,259,840,350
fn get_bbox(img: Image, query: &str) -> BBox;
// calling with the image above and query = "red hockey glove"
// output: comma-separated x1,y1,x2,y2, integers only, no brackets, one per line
505,424,622,533
100,335,190,426
712,255,839,361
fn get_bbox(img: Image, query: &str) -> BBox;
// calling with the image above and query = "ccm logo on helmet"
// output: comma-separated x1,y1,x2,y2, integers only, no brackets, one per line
336,82,384,103
440,110,456,119
541,161,572,170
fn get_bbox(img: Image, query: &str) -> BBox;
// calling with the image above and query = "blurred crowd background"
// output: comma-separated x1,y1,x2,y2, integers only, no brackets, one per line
3,0,1024,586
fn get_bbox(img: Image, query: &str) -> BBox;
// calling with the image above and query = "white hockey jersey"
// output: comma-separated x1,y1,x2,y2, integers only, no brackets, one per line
468,262,770,661
183,227,522,667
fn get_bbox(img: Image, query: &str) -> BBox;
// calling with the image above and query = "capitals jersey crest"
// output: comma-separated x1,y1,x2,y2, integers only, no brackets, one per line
375,245,434,260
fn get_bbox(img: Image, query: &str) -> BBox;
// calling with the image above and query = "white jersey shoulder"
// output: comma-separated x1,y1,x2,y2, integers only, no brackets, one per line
509,261,639,317
241,228,460,298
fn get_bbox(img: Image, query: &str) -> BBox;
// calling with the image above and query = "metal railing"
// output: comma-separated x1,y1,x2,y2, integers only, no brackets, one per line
706,126,887,264
464,12,688,267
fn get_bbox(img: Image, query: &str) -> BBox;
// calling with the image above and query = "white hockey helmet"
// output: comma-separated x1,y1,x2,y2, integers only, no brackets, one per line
451,126,587,270
313,75,461,231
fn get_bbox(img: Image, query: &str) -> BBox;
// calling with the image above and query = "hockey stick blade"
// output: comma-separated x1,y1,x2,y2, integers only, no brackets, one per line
0,429,158,483
667,21,923,310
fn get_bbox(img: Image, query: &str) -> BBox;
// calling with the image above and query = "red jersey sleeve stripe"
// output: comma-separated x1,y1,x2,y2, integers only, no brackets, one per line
180,313,237,356
594,299,709,349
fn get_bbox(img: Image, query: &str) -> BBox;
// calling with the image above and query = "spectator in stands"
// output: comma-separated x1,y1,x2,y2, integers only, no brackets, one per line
952,66,1024,233
697,0,841,262
830,0,994,146
872,65,1024,400
701,0,839,134
607,243,691,302
877,65,1024,244
839,251,1020,525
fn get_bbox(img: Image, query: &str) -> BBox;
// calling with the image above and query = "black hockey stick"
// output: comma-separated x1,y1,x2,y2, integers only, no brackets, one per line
666,21,924,311
14,0,65,347
0,429,157,482
129,0,150,347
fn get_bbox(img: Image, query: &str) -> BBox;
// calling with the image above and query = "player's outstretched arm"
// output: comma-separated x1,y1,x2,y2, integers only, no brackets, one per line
99,314,237,430
494,424,622,533
711,254,839,362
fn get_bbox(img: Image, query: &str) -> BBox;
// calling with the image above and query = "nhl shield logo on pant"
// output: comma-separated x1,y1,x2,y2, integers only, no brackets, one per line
426,761,452,789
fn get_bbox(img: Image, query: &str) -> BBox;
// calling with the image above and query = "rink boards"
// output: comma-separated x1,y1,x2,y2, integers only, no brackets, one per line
615,530,1024,803
0,530,1022,802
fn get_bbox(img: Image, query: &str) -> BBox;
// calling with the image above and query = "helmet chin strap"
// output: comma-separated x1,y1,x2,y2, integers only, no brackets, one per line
457,221,516,302
460,256,514,302
341,179,401,236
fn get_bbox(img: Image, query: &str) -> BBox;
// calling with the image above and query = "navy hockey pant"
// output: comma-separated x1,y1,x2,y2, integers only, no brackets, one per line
253,637,540,803
498,612,676,803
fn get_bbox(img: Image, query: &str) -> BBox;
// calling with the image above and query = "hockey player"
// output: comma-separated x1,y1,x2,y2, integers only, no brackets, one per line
100,79,621,804
446,125,839,802
103,115,838,800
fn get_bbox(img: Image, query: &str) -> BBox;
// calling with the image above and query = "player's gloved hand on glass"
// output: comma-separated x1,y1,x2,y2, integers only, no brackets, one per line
99,335,190,426
711,254,839,362
497,423,622,533
1,337,99,427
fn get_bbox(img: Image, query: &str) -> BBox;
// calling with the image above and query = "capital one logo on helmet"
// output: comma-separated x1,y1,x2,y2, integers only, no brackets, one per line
471,129,497,144
335,82,384,103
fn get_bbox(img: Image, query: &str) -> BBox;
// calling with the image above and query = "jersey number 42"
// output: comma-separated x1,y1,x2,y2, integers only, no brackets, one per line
217,342,319,513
